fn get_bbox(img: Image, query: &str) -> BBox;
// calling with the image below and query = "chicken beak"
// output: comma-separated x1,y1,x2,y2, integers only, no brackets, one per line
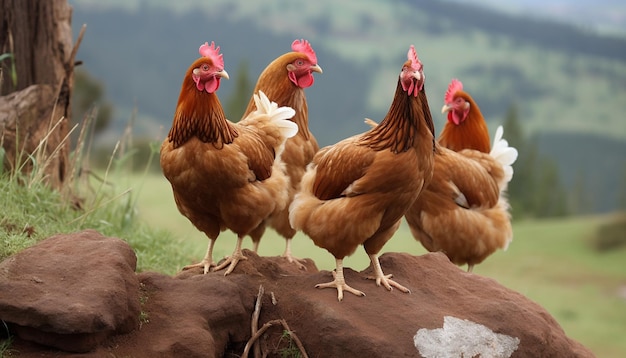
310,64,323,74
441,103,452,114
216,69,230,80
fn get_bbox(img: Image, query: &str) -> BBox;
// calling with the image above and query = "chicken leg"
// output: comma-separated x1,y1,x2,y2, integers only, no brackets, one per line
282,238,307,270
316,258,365,301
365,254,411,294
214,236,247,275
182,238,216,274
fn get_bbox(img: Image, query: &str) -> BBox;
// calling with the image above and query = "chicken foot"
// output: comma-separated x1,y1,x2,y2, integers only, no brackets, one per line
282,238,307,270
214,236,247,275
365,254,411,294
252,237,307,270
316,258,365,301
182,238,216,274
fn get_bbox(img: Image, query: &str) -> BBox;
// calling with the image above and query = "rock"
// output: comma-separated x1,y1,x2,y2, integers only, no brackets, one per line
0,230,140,352
76,254,320,358
1,235,594,357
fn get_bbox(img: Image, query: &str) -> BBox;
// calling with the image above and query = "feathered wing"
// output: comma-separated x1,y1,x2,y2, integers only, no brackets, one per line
289,139,384,258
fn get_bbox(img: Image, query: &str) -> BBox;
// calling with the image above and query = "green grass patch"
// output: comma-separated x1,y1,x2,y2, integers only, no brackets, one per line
0,169,194,275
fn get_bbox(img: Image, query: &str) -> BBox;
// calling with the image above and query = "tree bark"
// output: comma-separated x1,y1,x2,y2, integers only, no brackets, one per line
0,0,78,189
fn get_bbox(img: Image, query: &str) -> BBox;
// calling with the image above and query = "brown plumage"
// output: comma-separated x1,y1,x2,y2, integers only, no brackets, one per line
289,45,435,301
240,39,322,268
160,42,298,275
404,78,518,272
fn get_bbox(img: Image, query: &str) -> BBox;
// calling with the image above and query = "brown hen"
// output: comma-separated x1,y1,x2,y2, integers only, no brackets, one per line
160,42,298,275
241,39,322,268
404,79,518,272
289,45,435,301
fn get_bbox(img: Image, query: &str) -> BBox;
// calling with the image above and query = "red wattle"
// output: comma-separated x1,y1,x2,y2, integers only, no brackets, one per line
297,73,315,88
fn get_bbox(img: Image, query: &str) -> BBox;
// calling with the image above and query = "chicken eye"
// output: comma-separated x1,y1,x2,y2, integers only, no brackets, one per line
296,60,304,66
202,64,210,71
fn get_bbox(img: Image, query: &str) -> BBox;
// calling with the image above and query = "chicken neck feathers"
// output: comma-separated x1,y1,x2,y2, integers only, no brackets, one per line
169,84,238,149
360,83,434,154
244,53,316,142
438,93,490,154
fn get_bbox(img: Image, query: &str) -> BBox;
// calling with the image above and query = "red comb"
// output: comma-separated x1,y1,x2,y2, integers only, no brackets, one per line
292,39,317,64
198,41,224,69
445,78,463,103
408,45,422,71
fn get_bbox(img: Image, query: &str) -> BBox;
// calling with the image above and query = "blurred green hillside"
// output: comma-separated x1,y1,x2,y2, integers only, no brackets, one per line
68,0,626,212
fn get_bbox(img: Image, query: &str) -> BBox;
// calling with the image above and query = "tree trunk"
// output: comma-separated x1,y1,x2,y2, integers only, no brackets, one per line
0,0,80,189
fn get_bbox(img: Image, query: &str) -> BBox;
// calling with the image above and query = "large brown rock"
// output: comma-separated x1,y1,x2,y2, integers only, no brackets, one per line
0,230,140,352
0,231,594,357
254,252,594,357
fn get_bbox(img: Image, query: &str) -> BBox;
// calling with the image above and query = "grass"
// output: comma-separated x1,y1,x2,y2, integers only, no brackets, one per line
0,319,14,358
0,170,193,274
278,329,303,358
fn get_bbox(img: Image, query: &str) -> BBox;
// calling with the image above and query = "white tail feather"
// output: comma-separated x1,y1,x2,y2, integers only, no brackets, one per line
253,90,298,138
490,125,518,187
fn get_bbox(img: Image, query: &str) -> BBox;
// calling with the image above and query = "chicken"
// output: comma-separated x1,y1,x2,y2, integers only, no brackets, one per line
289,45,435,301
241,39,322,268
160,42,298,275
438,78,491,153
403,78,518,272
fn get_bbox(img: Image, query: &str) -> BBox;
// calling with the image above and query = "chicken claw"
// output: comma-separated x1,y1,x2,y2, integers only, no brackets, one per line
366,254,411,294
317,259,366,301
182,239,216,274
284,254,307,270
213,237,247,275
213,253,247,275
182,260,215,274
366,273,410,293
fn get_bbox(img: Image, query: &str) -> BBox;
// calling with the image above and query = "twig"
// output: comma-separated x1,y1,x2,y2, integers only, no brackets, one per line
251,285,264,358
242,286,308,358
69,24,87,66
242,319,283,358
242,318,309,358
